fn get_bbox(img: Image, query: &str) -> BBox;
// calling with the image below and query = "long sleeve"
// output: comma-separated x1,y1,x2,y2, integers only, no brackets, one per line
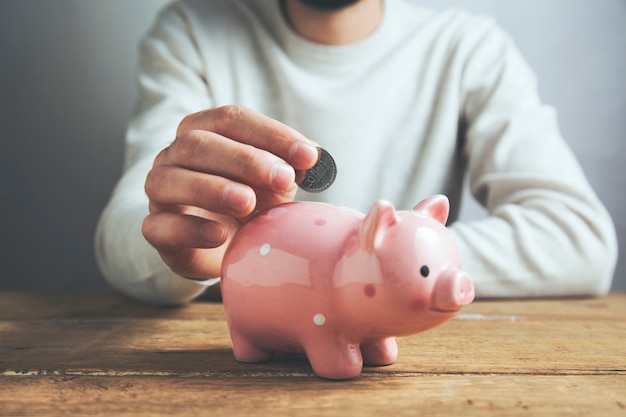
96,1,618,303
449,20,618,297
95,5,216,305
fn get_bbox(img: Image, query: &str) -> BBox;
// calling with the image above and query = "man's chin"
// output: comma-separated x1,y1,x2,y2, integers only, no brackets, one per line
298,0,362,11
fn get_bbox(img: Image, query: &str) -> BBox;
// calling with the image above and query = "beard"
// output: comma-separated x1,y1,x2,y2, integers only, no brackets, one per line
298,0,362,10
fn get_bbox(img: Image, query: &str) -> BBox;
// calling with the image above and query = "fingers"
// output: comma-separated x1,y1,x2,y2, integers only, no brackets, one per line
142,210,237,279
157,129,297,195
146,164,256,218
142,105,315,279
177,105,319,170
142,211,228,249
150,113,309,218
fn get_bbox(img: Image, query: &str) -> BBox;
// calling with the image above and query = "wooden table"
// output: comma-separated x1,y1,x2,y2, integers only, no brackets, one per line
1,291,625,416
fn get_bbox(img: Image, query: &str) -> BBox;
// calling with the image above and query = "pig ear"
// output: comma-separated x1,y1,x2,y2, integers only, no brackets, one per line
360,200,399,253
413,195,449,225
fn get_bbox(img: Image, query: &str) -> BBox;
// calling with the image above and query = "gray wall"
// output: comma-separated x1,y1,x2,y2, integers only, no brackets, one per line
1,0,624,292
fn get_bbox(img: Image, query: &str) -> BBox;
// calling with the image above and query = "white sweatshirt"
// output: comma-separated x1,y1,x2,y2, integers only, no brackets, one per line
95,0,618,304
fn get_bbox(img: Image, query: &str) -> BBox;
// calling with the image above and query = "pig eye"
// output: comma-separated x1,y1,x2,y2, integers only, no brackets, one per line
420,265,430,278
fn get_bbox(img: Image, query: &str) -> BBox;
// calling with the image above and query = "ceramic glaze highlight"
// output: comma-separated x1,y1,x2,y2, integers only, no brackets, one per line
221,195,474,379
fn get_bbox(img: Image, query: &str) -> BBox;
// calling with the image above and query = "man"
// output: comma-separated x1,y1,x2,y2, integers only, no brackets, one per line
96,0,617,304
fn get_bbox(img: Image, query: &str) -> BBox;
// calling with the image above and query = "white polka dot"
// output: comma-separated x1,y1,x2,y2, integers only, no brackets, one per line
259,243,271,256
313,313,326,326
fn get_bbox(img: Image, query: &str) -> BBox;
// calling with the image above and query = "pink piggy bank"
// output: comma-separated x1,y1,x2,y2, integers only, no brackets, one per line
221,195,474,379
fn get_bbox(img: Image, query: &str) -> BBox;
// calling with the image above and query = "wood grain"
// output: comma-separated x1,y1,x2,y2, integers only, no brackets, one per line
1,291,625,416
2,375,625,417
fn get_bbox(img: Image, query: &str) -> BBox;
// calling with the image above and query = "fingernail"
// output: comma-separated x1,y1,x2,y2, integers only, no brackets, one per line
200,222,227,246
223,183,254,216
290,142,320,168
271,163,295,192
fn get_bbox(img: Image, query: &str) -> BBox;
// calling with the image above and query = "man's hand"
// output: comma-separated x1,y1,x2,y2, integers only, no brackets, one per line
142,105,319,279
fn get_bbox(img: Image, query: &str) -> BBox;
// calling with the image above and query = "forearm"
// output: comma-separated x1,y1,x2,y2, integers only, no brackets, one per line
450,196,617,298
455,20,618,297
456,111,618,298
93,3,222,304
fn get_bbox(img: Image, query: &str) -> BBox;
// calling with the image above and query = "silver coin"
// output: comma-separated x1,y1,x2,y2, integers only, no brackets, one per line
295,147,337,193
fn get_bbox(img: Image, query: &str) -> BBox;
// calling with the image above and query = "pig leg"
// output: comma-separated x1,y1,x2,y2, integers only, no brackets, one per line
360,337,398,366
229,328,272,363
305,336,363,380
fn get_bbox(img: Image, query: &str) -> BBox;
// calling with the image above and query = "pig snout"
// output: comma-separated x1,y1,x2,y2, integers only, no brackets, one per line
430,269,475,312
